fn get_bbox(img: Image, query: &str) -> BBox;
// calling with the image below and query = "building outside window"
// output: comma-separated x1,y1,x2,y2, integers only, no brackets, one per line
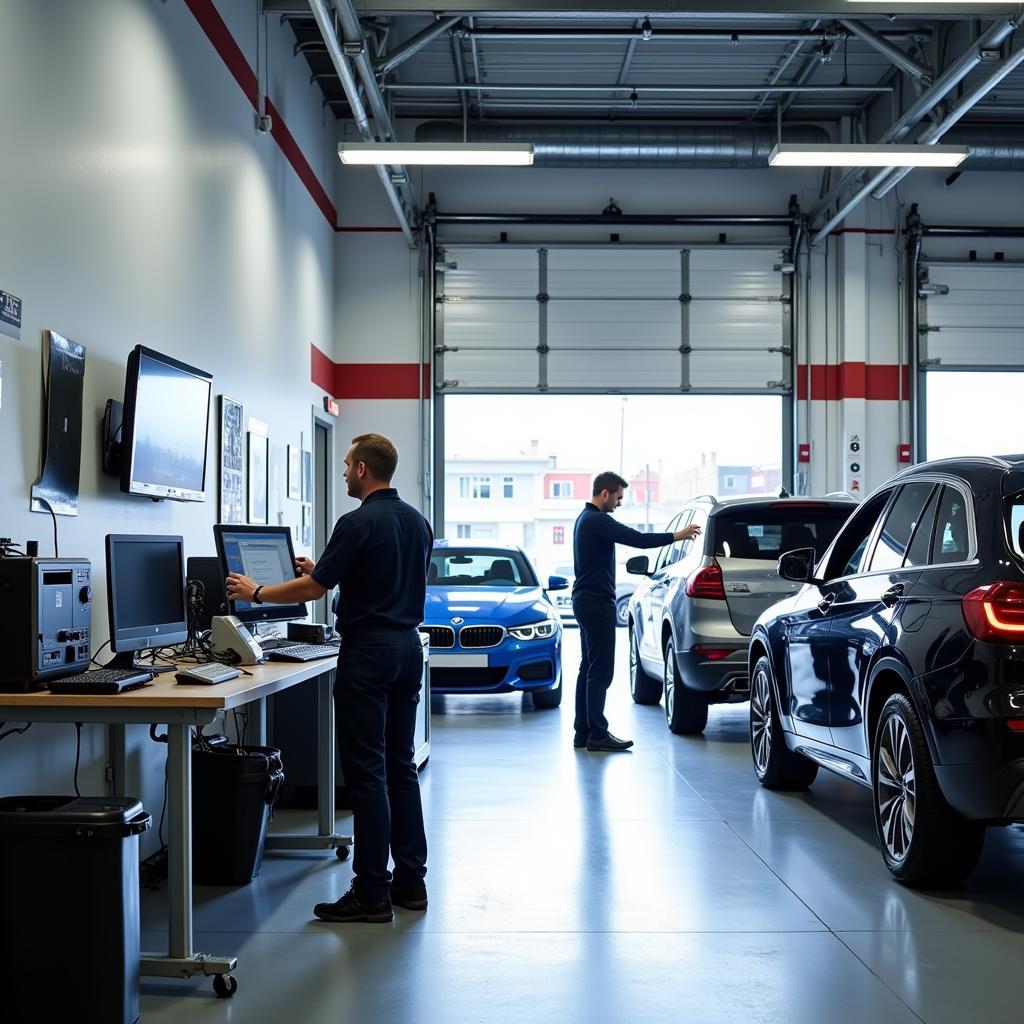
459,476,492,500
723,475,737,491
553,526,565,544
551,480,573,498
503,476,515,499
456,524,472,538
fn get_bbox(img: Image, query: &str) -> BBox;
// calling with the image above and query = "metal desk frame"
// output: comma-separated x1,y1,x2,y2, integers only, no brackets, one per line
0,663,350,995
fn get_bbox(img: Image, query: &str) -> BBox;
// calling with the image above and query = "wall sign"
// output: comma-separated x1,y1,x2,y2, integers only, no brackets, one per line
0,290,22,338
847,433,864,496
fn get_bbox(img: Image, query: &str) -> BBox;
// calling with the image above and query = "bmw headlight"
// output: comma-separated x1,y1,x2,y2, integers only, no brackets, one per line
509,618,558,641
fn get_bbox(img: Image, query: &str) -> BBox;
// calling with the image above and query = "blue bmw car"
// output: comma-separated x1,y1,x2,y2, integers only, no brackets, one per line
422,542,567,707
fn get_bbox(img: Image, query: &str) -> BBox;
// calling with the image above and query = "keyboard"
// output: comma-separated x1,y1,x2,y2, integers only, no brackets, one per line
256,638,296,651
267,644,341,663
48,668,154,695
175,663,242,685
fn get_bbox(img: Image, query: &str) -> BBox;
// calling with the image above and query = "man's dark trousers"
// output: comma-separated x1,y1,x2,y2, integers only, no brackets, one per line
573,596,617,742
335,628,427,902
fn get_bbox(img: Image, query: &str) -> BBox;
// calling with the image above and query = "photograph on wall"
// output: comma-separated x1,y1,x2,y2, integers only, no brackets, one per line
247,431,269,525
301,449,312,503
287,444,301,501
301,503,312,548
218,395,244,524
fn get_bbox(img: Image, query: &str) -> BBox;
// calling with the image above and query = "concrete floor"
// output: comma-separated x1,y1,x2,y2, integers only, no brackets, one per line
140,631,1024,1023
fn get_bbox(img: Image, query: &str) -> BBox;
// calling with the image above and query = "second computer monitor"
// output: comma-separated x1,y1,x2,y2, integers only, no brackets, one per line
214,525,307,625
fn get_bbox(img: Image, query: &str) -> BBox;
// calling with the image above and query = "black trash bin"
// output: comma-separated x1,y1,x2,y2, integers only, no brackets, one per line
192,741,284,885
0,796,151,1024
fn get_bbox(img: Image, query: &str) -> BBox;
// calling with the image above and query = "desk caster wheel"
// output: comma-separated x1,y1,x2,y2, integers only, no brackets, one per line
214,974,238,999
336,845,350,861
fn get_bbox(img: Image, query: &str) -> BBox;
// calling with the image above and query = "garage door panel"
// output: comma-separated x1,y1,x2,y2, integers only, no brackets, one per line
690,351,783,389
444,300,538,350
547,350,681,389
691,302,783,349
549,300,679,350
444,350,539,390
691,249,784,299
927,329,1024,367
547,249,680,297
444,249,539,298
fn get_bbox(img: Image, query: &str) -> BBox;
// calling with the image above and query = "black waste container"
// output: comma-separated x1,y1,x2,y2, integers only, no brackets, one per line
192,741,284,885
0,796,151,1024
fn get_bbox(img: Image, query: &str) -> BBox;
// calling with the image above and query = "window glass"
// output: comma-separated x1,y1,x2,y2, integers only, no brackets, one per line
931,486,972,565
823,490,894,580
903,486,940,567
869,483,937,572
1007,496,1024,560
654,514,681,573
429,548,536,587
713,505,851,562
503,476,514,499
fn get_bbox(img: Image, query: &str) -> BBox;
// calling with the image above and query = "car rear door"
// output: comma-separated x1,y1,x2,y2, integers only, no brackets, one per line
638,513,682,660
826,482,937,757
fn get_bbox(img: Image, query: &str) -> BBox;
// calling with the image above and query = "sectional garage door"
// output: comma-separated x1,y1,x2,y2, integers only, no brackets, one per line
435,246,792,394
919,261,1024,367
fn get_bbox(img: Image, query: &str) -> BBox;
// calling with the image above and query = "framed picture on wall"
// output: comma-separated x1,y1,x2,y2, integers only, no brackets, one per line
301,449,312,503
301,503,312,548
218,395,245,524
287,444,301,501
247,431,269,525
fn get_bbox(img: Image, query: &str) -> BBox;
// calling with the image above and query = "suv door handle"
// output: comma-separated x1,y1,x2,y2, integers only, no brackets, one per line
817,593,836,614
881,583,905,608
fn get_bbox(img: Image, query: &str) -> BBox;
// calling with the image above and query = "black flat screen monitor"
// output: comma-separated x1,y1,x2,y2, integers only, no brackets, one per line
106,534,188,669
120,345,213,502
214,525,307,625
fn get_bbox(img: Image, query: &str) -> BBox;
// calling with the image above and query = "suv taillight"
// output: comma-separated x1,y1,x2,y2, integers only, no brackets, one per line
962,582,1024,642
686,559,726,600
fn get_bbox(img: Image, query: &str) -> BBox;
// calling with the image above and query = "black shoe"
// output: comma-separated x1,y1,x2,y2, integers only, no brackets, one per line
573,732,589,748
391,882,428,911
313,887,394,923
586,733,634,752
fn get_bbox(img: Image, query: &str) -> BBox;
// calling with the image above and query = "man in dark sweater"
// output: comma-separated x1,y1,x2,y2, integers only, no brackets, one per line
573,471,701,751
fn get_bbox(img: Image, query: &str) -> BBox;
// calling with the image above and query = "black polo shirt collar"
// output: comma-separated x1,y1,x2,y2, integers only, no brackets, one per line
362,488,399,504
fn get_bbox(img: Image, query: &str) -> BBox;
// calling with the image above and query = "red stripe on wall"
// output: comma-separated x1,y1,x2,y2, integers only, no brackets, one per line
185,0,338,228
311,346,430,399
796,363,910,401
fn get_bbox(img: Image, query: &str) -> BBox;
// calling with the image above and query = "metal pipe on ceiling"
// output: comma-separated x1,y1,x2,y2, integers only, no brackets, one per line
808,14,1021,237
750,19,819,120
432,212,796,226
415,121,830,167
386,82,893,94
375,16,462,77
871,42,1024,198
839,19,932,82
307,0,415,245
923,224,1024,236
449,26,927,43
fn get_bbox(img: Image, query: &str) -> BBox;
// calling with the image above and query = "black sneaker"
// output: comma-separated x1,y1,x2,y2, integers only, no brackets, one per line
313,887,394,923
391,882,428,911
586,733,634,752
573,732,589,748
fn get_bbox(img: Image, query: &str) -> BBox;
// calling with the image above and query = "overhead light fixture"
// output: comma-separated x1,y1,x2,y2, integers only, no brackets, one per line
769,143,969,168
338,143,535,166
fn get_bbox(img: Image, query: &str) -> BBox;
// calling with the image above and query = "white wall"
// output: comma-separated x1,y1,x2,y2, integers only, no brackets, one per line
0,0,336,852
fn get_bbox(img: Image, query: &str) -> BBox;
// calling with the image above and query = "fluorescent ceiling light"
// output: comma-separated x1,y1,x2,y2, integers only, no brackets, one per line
769,143,969,168
338,143,535,166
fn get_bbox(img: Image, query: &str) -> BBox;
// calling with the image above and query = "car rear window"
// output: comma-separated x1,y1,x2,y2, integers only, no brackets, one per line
1006,493,1024,561
712,505,851,561
429,549,535,587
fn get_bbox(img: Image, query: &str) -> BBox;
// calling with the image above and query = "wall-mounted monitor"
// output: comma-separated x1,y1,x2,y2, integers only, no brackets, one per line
120,345,212,502
214,524,307,625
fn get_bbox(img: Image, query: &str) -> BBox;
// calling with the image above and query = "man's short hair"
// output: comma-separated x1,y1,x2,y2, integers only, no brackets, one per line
351,433,398,483
592,471,628,496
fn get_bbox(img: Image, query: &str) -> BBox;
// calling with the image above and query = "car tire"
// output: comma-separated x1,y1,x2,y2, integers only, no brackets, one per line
872,692,985,887
664,637,708,735
629,625,662,705
749,655,818,790
615,597,629,628
531,679,562,709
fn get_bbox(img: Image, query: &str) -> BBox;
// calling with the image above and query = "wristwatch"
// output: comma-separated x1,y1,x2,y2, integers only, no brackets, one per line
252,585,265,605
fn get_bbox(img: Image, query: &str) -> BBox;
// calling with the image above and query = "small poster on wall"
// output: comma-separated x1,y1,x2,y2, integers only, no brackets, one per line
301,503,312,548
247,420,269,525
218,396,244,524
287,444,301,501
301,449,312,503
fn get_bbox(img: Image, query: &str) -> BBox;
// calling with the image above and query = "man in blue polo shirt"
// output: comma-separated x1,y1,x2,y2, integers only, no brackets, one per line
227,432,432,923
573,471,701,752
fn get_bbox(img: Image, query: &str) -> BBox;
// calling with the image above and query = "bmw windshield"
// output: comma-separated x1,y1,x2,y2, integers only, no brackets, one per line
429,549,537,587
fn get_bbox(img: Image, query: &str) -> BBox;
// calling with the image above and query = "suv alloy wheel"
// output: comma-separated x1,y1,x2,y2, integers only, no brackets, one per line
749,655,817,790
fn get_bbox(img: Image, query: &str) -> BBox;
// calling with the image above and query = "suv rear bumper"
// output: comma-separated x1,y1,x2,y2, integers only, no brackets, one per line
934,760,1024,821
677,646,749,698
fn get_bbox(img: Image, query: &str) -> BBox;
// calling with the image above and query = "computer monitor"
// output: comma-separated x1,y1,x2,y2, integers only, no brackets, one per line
105,534,188,671
213,525,306,626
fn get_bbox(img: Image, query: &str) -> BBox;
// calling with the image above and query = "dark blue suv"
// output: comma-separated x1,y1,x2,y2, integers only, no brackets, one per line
748,457,1024,886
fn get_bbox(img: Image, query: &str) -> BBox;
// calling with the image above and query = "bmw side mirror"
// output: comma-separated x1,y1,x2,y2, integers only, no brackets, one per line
626,555,651,577
547,575,569,592
778,547,818,584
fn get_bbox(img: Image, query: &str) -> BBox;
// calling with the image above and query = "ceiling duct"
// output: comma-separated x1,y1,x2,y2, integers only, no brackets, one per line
941,127,1024,171
415,122,830,168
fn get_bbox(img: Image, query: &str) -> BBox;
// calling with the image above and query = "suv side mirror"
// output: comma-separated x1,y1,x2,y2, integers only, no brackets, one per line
626,555,651,577
778,547,818,584
547,575,569,592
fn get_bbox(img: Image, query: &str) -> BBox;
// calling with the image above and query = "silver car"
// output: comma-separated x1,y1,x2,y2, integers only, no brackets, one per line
626,495,857,735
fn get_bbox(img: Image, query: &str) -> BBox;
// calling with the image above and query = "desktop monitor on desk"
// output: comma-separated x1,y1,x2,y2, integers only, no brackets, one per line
213,525,306,626
105,534,188,670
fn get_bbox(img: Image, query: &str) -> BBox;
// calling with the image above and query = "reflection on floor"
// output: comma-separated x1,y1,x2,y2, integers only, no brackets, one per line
140,631,1024,1023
